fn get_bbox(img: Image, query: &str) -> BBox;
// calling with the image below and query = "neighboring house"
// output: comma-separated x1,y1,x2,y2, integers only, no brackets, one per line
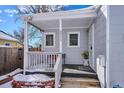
0,30,22,48
23,5,124,88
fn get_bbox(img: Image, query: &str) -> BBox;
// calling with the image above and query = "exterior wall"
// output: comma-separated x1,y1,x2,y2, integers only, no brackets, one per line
109,5,124,87
89,6,107,71
89,6,107,87
43,28,88,64
0,39,22,48
62,28,88,64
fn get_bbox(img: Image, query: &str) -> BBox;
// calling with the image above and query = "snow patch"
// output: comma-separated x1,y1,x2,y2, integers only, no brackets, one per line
0,73,53,88
0,68,23,80
13,74,52,82
0,81,12,88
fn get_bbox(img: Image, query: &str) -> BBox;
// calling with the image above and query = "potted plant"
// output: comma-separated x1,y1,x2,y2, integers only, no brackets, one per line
82,51,89,66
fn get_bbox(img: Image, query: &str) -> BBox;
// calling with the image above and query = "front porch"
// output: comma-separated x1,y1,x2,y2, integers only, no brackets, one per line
23,6,102,88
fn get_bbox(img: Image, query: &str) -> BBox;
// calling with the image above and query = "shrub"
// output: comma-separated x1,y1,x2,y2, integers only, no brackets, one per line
82,51,89,59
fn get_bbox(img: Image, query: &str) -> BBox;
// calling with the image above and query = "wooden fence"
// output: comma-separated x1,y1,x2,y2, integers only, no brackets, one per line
0,47,23,75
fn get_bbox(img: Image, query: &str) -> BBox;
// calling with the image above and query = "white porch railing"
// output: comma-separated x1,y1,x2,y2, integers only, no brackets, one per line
27,52,63,88
27,52,59,70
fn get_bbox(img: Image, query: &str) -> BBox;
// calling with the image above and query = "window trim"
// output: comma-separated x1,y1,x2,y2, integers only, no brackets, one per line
44,32,55,48
67,31,80,47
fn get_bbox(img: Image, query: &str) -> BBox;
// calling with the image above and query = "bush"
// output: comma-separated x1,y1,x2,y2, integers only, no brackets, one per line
82,51,89,59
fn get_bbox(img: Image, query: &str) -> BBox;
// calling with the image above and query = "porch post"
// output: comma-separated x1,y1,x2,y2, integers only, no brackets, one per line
23,20,29,75
59,19,62,53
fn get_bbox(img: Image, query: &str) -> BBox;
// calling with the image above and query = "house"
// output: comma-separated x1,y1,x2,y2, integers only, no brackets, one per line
0,30,22,48
23,5,124,88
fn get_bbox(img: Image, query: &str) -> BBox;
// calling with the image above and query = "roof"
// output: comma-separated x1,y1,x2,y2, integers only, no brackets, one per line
0,30,19,41
24,5,98,19
24,6,101,31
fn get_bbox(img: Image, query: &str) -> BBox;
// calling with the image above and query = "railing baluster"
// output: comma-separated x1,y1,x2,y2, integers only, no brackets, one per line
53,54,54,66
28,53,30,69
40,53,42,68
31,53,32,68
34,53,35,67
32,54,33,67
46,54,48,68
50,54,52,69
42,54,44,68
34,54,35,67
29,54,31,68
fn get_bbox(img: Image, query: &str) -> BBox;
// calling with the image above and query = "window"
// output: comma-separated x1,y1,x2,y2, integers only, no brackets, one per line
44,33,55,47
68,32,80,47
5,43,10,46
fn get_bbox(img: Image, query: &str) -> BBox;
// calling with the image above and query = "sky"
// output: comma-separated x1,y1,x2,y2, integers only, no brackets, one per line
0,5,91,36
0,5,23,35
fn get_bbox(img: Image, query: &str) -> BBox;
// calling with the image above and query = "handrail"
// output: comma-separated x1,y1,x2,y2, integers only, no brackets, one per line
54,54,62,88
54,54,61,71
28,51,61,54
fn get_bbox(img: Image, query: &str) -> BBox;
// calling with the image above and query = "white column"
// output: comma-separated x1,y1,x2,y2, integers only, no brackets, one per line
23,21,29,75
106,6,110,88
59,19,62,53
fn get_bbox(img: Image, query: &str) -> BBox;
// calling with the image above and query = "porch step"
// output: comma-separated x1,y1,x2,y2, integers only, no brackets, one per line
62,72,98,79
61,77,100,88
62,65,98,79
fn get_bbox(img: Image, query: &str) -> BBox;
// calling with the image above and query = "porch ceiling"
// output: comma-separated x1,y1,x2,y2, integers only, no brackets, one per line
26,6,98,30
29,18,93,30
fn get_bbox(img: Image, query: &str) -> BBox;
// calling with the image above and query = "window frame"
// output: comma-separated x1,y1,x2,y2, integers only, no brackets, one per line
44,32,55,48
67,31,80,47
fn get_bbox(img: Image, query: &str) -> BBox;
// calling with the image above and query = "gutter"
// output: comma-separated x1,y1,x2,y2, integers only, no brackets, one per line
87,5,102,29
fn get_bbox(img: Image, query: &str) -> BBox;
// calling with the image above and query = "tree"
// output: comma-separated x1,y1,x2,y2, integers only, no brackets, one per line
13,26,41,47
16,5,66,14
13,28,24,44
13,5,66,47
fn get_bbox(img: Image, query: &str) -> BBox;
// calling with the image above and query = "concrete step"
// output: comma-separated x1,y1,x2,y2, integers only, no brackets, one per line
61,77,100,88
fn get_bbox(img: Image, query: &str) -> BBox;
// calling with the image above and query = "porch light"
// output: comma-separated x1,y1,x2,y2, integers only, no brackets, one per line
24,16,32,21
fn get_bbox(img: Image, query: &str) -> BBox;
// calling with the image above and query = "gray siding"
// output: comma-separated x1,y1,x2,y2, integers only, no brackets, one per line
43,28,88,64
109,5,124,87
89,6,107,71
88,6,107,87
62,28,88,64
